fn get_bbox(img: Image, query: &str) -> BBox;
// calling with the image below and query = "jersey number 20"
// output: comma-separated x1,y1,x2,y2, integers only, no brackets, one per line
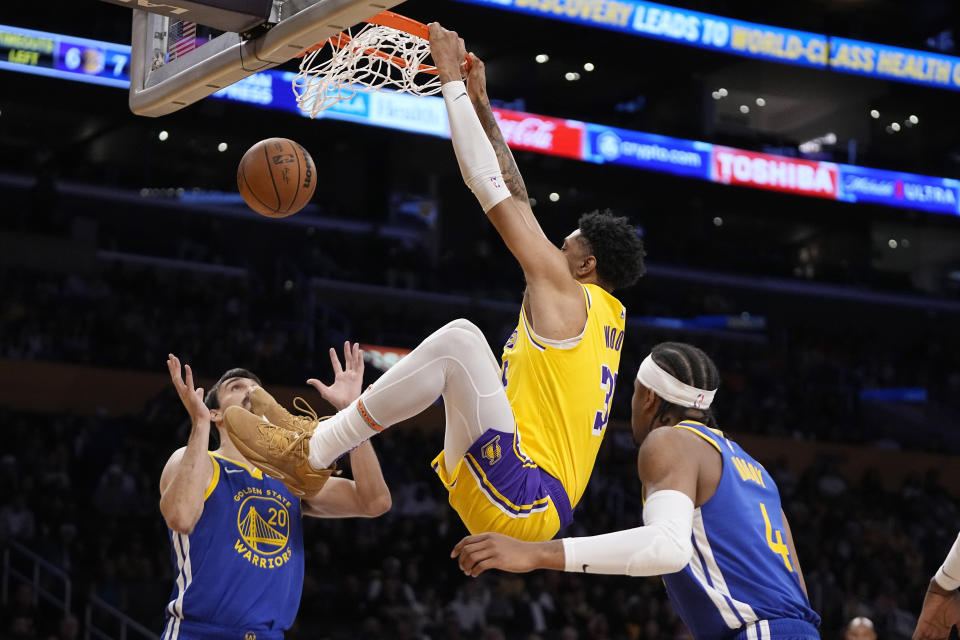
593,365,617,435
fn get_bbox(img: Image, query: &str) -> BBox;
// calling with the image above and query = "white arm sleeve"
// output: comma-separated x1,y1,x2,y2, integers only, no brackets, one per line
561,490,694,577
935,532,960,590
440,80,511,213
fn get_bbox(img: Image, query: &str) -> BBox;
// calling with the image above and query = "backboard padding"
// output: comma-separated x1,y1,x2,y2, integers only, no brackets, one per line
129,0,405,117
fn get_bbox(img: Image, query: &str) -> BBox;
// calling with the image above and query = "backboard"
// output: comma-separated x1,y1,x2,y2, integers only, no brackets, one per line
127,0,405,117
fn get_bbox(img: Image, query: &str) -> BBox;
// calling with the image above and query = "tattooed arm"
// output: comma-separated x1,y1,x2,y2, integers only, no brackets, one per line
465,52,546,239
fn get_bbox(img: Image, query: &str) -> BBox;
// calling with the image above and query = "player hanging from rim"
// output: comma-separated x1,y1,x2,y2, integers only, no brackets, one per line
222,22,646,543
160,344,390,640
452,342,821,640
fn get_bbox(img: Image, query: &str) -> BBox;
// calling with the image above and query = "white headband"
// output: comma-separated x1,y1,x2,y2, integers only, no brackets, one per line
637,355,717,410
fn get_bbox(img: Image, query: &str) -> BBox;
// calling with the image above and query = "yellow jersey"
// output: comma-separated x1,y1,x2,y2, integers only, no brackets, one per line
501,283,626,508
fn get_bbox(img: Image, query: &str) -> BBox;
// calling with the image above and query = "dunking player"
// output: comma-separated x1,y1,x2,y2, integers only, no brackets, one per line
160,344,390,640
913,533,960,639
453,343,822,640
223,23,646,543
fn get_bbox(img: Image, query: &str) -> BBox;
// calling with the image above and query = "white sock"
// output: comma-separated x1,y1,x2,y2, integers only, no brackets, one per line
308,318,515,470
308,399,378,469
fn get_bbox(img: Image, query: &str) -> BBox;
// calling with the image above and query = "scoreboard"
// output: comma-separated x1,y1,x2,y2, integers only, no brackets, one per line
0,25,130,88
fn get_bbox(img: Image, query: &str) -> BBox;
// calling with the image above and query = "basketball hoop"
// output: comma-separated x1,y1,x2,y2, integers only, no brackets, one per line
292,11,449,117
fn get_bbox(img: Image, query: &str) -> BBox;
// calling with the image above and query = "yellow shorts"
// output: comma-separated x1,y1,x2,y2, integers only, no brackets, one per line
431,429,572,543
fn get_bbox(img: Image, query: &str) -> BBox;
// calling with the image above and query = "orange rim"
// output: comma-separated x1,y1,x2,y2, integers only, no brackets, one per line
305,30,438,75
296,10,433,72
366,10,429,40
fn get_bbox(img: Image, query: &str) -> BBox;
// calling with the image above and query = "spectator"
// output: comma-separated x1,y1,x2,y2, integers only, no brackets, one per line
845,617,877,640
0,495,36,540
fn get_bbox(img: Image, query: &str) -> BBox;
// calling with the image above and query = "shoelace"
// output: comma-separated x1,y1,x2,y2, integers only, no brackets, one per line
259,397,320,458
292,396,319,423
260,425,307,458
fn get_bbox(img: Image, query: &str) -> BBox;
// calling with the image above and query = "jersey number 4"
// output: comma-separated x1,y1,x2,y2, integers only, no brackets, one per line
760,502,793,572
593,365,618,435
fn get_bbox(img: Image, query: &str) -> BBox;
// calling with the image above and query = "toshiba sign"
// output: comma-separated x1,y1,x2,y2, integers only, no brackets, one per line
712,147,838,198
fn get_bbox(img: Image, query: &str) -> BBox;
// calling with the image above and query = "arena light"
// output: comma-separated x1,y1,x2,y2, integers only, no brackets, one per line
909,114,919,124
583,62,594,71
535,54,549,63
452,0,960,95
217,142,228,152
158,130,169,141
549,192,560,202
4,23,960,219
870,109,880,119
739,105,750,114
755,97,766,107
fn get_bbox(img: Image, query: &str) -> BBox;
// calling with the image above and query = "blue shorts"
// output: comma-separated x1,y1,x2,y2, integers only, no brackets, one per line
162,619,284,640
432,428,573,542
733,619,820,640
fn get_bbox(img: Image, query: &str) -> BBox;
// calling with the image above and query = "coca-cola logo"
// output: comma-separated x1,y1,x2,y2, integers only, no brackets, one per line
493,113,557,150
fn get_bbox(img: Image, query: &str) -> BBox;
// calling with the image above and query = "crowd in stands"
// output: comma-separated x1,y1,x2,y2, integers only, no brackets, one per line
1,400,958,640
3,253,959,454
4,184,960,640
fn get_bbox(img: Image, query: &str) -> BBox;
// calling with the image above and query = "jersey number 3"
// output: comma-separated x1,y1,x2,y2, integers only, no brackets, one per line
593,365,617,435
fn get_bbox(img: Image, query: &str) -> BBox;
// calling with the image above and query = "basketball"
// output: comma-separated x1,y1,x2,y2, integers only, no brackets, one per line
237,138,316,218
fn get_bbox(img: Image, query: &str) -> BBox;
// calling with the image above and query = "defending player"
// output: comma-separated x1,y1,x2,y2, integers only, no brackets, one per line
913,532,960,639
223,23,646,543
160,344,390,640
452,343,822,640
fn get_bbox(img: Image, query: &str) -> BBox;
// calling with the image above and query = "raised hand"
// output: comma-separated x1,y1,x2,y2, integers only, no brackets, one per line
465,52,487,105
167,353,210,426
428,22,467,84
307,341,365,411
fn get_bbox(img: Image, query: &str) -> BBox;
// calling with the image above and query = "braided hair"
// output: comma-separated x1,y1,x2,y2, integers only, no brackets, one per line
649,342,721,428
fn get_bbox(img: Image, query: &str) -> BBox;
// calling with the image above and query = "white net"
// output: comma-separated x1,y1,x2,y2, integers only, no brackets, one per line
292,22,441,117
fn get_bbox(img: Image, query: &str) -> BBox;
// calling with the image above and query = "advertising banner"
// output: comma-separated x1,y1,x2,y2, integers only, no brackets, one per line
838,164,960,215
585,125,712,179
4,23,959,219
0,24,131,87
712,147,838,199
454,0,960,92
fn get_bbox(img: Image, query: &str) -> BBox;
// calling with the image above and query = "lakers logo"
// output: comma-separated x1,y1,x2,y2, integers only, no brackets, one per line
504,330,518,350
245,633,257,640
236,496,289,556
481,435,502,466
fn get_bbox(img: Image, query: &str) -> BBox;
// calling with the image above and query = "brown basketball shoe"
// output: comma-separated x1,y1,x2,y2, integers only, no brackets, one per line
248,386,320,434
223,403,334,497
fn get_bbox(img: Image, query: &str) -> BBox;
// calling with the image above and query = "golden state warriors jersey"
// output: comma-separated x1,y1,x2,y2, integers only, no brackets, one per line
163,453,303,640
501,283,626,509
663,422,820,639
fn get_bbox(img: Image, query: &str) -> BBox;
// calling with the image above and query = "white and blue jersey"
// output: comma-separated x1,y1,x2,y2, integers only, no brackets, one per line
662,422,820,640
163,452,304,640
